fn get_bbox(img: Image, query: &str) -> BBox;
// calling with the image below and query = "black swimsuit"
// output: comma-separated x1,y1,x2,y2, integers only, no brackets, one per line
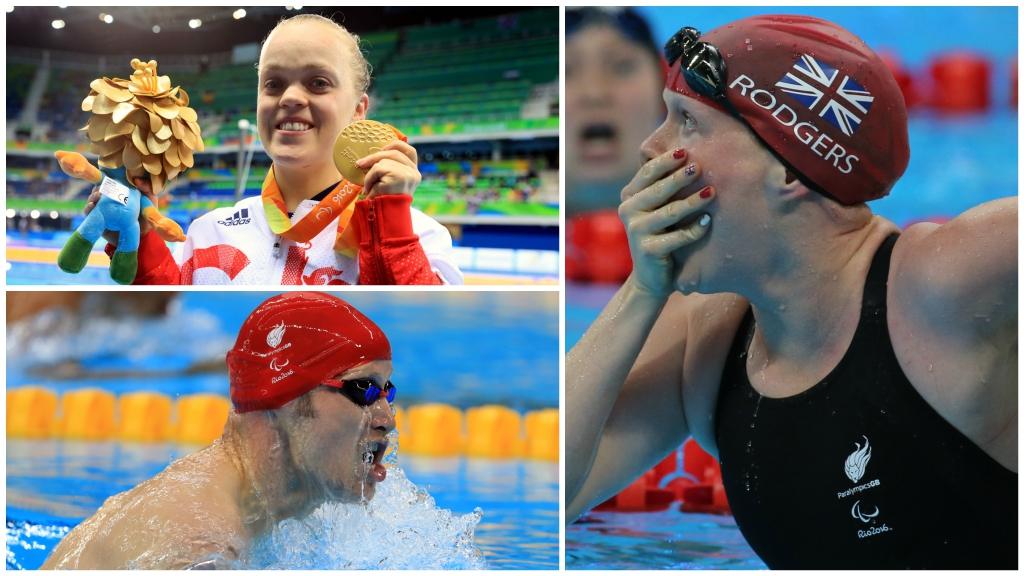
714,234,1016,569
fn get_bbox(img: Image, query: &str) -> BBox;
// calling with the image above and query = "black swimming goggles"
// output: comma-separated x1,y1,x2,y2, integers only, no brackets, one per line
322,377,396,406
664,26,728,101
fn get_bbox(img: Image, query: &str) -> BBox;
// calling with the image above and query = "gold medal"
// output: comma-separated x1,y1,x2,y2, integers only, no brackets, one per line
332,119,398,186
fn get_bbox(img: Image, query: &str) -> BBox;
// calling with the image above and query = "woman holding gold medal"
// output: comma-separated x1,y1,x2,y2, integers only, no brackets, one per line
87,14,462,285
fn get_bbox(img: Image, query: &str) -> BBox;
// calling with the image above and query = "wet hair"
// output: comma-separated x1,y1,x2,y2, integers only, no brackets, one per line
566,7,661,64
260,13,371,95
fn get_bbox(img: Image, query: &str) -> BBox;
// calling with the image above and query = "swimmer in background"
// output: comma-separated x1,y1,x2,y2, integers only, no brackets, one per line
566,15,1016,569
42,293,396,569
85,14,461,285
565,7,664,283
566,7,664,216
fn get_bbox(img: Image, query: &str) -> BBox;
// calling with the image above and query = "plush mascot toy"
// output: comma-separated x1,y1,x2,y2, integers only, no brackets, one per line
56,58,203,284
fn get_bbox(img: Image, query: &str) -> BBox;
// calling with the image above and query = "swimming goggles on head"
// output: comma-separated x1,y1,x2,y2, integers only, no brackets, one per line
322,377,396,406
664,26,833,202
664,26,727,101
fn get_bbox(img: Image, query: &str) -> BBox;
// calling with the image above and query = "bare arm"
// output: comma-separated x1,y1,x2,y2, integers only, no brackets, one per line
889,197,1017,467
893,197,1017,339
568,281,707,523
567,148,714,522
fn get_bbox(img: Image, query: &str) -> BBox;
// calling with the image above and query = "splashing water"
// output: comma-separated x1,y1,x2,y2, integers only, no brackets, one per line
240,468,486,569
239,428,487,569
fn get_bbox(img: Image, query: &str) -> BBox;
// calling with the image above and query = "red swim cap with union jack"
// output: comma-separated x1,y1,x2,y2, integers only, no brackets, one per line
668,14,909,205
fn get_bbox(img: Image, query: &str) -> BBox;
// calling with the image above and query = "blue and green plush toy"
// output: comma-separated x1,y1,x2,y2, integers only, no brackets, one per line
55,151,185,284
55,58,200,284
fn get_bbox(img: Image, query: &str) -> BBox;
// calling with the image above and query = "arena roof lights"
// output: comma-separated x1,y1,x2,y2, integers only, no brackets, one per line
99,13,113,24
9,7,544,54
50,19,64,30
233,9,246,20
188,18,202,29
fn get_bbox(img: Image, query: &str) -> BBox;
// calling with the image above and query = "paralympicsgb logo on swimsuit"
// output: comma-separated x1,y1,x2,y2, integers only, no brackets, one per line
775,54,874,137
844,435,872,483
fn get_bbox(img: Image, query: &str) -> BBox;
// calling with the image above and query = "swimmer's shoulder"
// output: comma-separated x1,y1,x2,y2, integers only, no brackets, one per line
654,291,749,453
889,200,1016,332
886,207,1016,469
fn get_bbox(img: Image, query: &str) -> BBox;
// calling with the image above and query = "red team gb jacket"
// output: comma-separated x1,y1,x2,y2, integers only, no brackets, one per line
110,194,463,285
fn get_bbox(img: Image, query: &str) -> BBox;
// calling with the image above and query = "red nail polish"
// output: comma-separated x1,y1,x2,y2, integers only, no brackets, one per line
699,186,714,199
673,149,687,160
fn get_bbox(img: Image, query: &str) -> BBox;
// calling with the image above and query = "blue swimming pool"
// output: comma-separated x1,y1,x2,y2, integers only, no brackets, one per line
6,440,558,569
6,291,559,569
7,291,559,411
567,510,766,570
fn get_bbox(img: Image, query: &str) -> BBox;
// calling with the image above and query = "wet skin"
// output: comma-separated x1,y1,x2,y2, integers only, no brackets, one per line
567,90,1017,523
42,360,397,569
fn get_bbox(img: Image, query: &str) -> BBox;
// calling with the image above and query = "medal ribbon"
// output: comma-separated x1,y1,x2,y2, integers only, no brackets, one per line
260,165,361,257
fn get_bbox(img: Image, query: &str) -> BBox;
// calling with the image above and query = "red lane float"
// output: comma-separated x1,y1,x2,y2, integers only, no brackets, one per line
1011,57,1017,108
879,51,920,109
594,438,730,514
567,210,632,284
929,52,991,113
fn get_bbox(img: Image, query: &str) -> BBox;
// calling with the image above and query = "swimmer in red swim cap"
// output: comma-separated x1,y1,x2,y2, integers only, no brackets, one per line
568,14,1016,570
44,292,397,569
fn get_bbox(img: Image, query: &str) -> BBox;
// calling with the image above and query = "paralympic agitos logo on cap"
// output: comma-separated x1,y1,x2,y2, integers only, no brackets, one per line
728,54,874,176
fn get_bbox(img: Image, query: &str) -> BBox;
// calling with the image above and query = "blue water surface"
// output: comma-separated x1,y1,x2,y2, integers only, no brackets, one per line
6,440,558,570
6,291,559,569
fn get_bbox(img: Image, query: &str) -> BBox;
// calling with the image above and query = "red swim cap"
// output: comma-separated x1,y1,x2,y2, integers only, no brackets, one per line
668,15,909,205
226,292,391,413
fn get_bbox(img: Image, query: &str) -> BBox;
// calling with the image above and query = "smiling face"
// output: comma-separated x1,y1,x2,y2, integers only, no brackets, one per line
257,20,368,175
566,24,664,213
642,90,786,294
280,359,395,504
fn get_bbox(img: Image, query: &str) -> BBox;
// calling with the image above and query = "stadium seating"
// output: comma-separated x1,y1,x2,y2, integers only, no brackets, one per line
7,9,559,227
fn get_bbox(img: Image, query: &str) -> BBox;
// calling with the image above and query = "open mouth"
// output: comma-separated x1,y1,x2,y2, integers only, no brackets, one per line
578,123,619,161
360,440,389,482
582,123,616,141
276,120,313,133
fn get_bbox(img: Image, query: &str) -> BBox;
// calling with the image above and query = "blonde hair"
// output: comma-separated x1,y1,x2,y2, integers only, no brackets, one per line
260,14,371,95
